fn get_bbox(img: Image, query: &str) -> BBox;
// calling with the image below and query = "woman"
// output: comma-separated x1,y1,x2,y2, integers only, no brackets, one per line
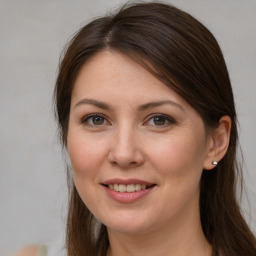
55,2,256,256
17,2,256,256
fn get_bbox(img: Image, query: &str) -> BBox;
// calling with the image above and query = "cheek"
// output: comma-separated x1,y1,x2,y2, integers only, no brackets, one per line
67,132,107,178
67,132,107,211
146,131,207,179
146,133,206,218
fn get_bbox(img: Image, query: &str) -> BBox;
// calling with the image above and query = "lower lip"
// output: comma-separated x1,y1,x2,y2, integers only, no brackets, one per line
102,185,155,203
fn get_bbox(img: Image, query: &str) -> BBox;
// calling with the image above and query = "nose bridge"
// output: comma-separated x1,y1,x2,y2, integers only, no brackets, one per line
108,122,144,168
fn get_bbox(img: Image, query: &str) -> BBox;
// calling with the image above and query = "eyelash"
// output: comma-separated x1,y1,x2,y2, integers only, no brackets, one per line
80,113,109,126
145,114,176,127
80,113,176,127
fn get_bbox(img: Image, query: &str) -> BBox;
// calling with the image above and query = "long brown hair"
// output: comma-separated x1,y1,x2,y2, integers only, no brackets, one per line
54,2,256,256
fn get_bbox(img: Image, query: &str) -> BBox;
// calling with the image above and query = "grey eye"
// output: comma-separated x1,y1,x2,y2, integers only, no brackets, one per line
92,116,105,125
82,115,107,126
153,116,167,125
146,114,175,127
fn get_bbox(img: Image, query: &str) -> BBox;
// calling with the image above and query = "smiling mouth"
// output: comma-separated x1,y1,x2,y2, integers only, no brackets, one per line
103,184,156,193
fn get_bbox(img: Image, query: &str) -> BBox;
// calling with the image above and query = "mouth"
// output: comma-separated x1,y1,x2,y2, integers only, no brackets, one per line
102,183,156,193
101,179,156,202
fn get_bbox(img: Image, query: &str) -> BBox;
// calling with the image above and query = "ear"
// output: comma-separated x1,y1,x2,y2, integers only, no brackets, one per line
203,115,232,170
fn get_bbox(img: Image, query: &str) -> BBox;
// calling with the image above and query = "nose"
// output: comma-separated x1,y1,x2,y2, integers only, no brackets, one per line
107,125,145,169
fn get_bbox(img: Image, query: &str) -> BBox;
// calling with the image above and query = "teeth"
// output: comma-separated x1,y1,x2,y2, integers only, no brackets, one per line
127,184,135,192
108,184,150,192
113,184,119,192
135,184,142,191
119,184,126,192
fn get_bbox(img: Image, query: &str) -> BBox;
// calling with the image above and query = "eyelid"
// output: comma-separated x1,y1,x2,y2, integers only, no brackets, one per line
79,113,176,127
80,113,110,125
144,113,176,126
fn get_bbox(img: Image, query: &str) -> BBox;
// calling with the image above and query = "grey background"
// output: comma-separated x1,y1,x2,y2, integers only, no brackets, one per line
0,0,255,255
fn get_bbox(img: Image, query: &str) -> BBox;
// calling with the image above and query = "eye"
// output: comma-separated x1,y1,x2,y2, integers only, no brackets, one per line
145,114,175,127
81,114,108,126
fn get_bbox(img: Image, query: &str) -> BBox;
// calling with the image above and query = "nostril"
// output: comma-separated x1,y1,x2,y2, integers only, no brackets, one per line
107,146,145,168
110,160,140,168
111,161,119,167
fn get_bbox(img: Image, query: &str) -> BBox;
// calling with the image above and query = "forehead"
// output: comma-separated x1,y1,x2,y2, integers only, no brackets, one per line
71,50,188,107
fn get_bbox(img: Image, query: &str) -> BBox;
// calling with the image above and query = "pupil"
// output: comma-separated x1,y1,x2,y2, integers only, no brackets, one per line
93,116,104,125
154,117,165,125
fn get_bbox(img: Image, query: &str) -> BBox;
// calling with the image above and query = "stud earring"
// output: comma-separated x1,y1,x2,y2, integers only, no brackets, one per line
212,160,218,165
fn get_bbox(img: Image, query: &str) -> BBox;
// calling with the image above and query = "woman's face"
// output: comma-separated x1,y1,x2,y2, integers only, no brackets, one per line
67,50,213,235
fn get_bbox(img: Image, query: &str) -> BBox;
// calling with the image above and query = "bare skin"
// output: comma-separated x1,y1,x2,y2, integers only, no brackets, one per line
14,50,231,256
68,51,231,256
106,201,212,256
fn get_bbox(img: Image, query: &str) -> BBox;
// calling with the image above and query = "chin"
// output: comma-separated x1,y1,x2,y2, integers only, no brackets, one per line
99,212,156,235
107,223,151,235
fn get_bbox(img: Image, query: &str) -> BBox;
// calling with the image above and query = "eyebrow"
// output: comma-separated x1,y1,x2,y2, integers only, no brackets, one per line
138,100,184,111
74,98,184,111
75,99,110,110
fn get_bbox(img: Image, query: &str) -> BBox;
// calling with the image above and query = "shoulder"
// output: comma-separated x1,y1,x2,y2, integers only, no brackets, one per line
12,245,39,256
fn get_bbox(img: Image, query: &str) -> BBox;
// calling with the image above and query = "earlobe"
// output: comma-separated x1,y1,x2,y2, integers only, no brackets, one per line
203,115,232,170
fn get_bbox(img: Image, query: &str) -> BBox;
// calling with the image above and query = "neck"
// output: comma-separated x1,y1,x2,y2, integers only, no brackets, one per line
106,202,212,256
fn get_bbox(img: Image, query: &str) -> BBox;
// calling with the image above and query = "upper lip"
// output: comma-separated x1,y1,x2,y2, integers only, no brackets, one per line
101,178,155,186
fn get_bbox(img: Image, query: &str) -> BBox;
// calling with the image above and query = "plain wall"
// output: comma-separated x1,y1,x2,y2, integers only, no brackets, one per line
0,0,255,255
